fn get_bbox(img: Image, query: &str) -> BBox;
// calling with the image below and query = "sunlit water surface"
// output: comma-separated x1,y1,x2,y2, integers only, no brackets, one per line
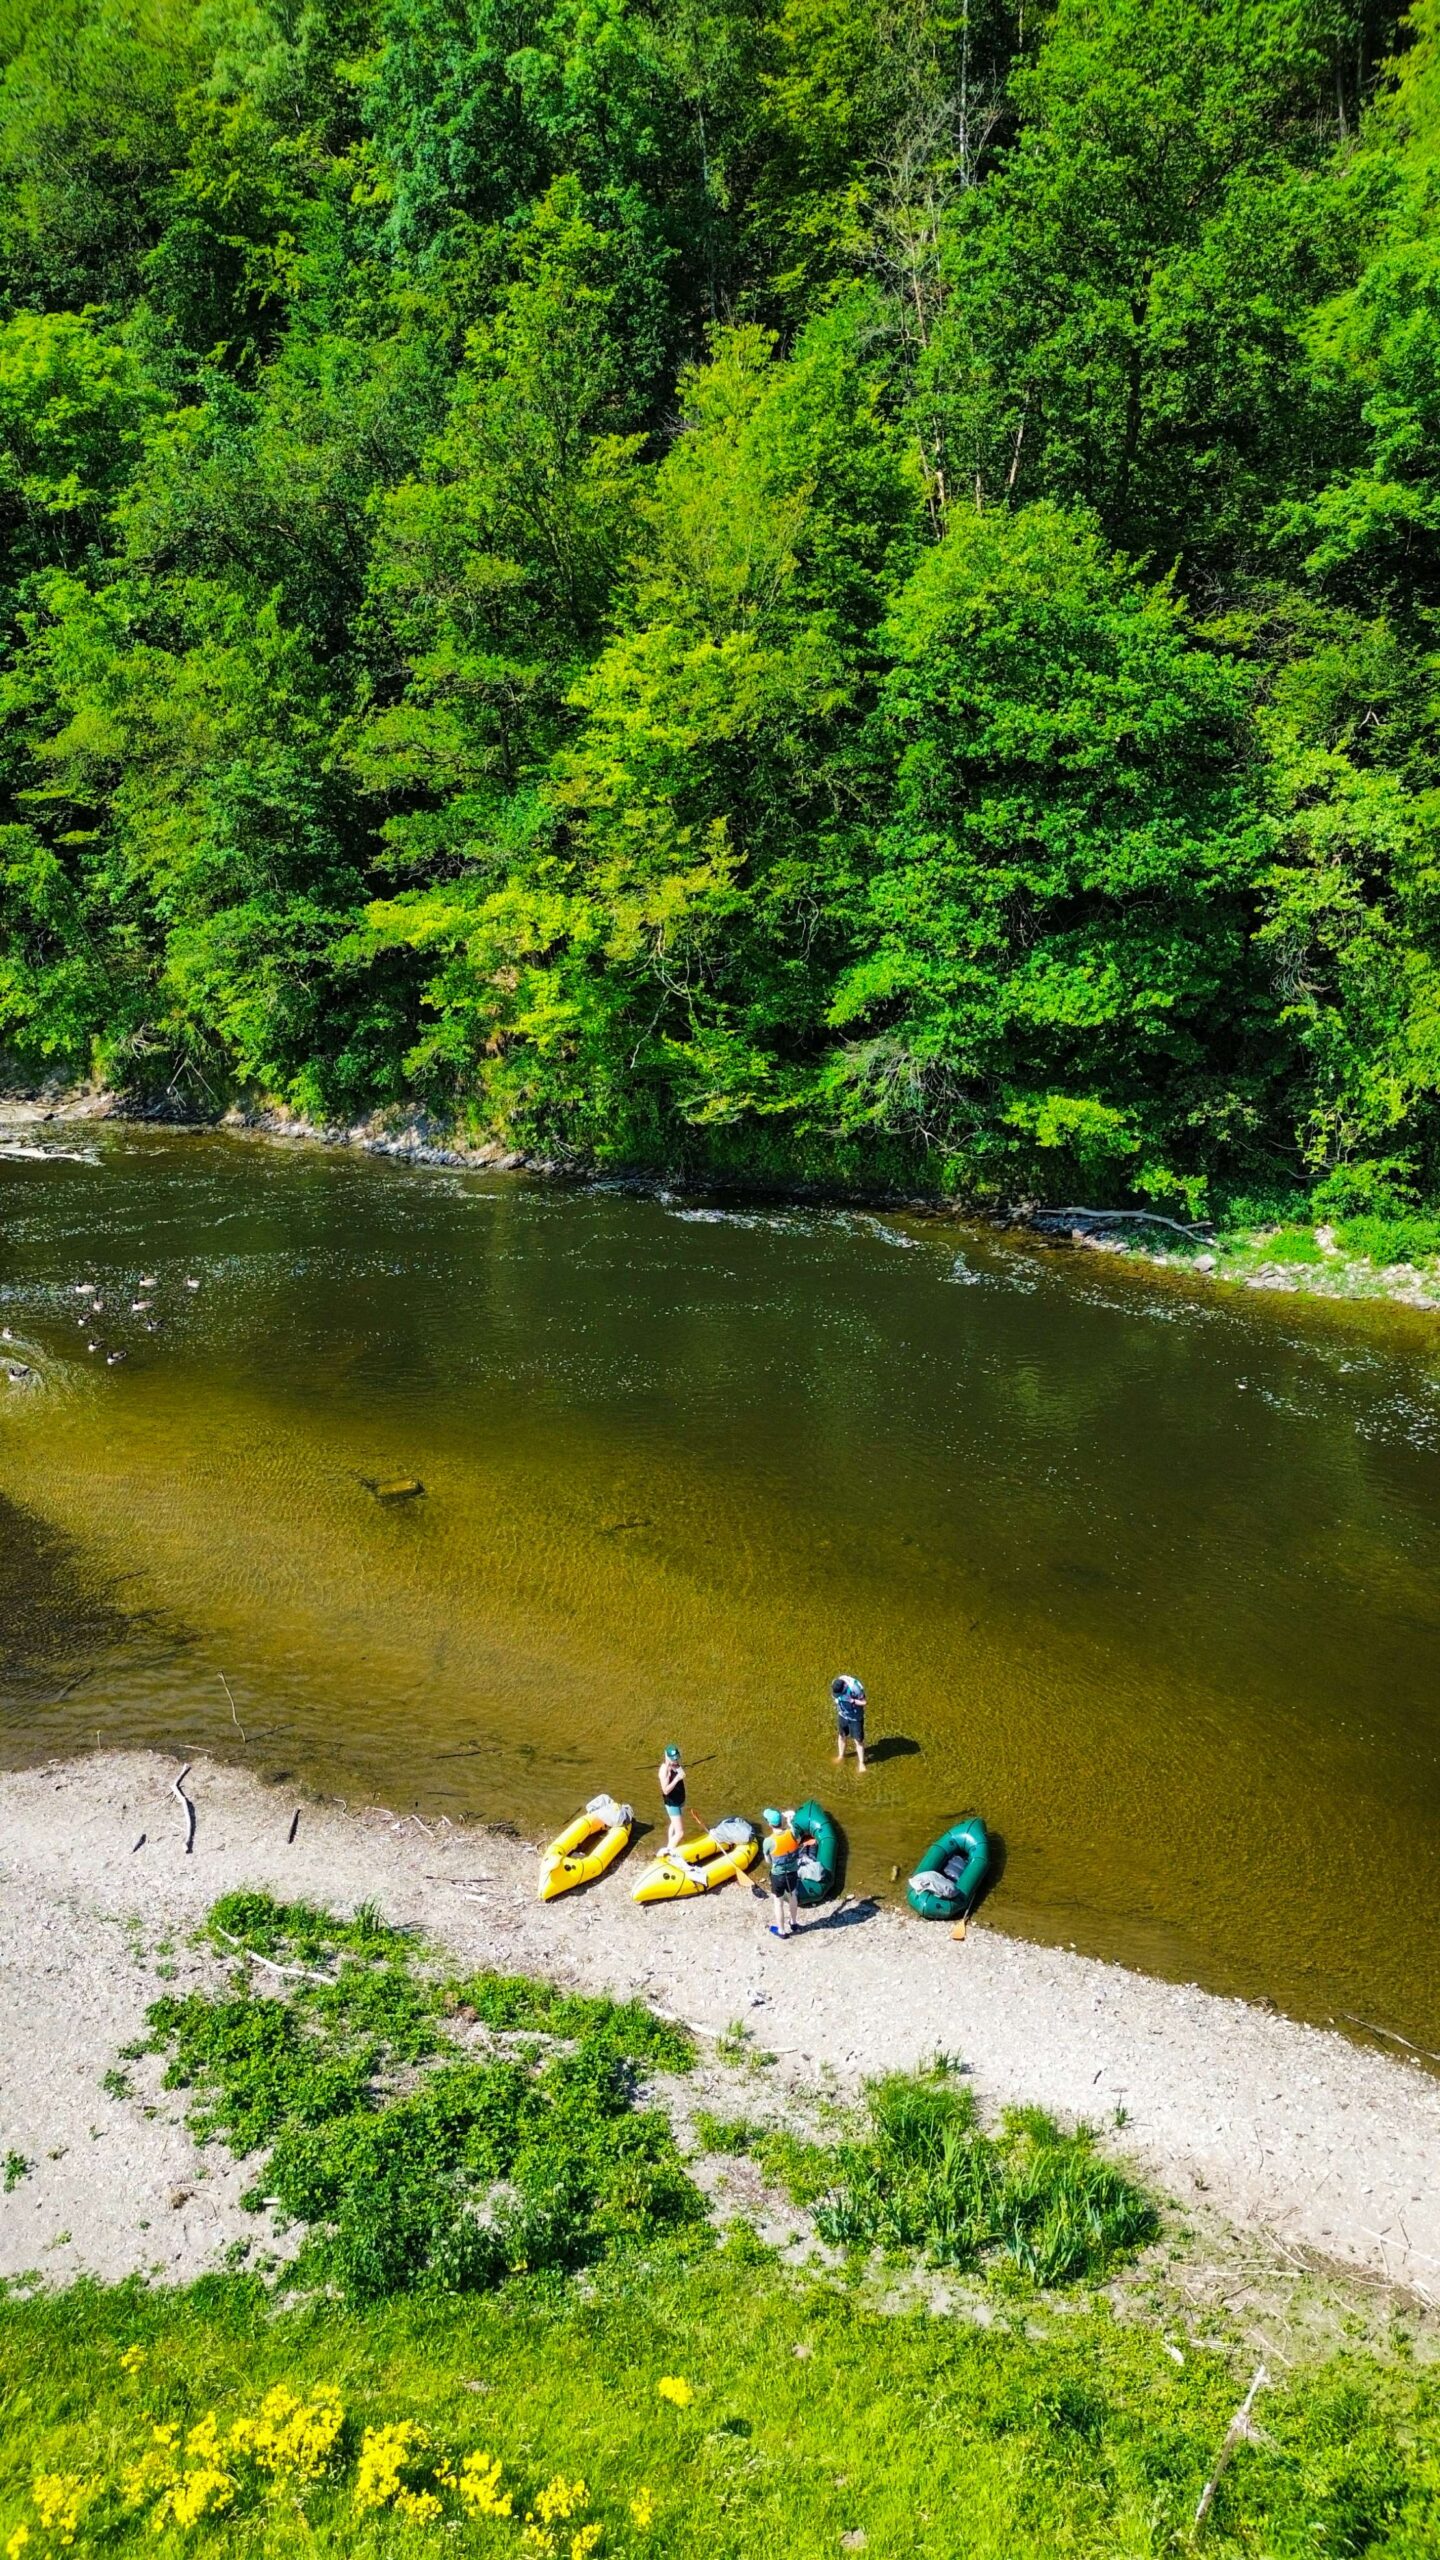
3,1129,1439,2045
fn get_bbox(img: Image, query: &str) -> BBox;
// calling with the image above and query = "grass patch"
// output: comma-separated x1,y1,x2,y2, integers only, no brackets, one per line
813,2077,1158,2286
1252,1226,1325,1265
1338,1212,1440,1267
137,1894,702,2305
1,2267,1438,2557
701,2073,1158,2288
695,2076,1156,2286
692,2112,837,2208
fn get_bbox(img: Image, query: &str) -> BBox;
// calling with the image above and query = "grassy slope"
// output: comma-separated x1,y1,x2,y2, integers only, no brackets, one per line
2,1893,1437,2558
2,2263,1438,2558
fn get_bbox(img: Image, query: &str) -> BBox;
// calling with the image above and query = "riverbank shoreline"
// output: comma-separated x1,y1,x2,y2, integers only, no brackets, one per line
5,1085,1439,1316
3,1750,1438,2301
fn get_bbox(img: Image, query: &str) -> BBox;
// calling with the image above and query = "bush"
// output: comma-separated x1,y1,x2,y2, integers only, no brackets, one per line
807,2074,1157,2286
1338,1213,1440,1267
140,1898,702,2304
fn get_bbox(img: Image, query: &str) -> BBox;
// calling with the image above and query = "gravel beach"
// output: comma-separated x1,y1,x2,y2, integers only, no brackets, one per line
1,1749,1437,2299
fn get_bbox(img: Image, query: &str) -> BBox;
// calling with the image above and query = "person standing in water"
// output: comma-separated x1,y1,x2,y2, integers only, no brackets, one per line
658,1744,688,1850
761,1807,801,1938
832,1673,867,1770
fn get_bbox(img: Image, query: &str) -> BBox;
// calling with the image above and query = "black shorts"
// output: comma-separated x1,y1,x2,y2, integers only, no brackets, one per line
769,1859,798,1896
663,1785,685,1815
837,1707,865,1742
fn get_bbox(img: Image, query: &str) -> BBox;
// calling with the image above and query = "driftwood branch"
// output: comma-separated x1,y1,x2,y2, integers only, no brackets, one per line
219,1672,246,1742
1039,1206,1215,1240
1342,2013,1440,2067
213,1923,333,1987
1193,2363,1268,2533
172,1763,196,1854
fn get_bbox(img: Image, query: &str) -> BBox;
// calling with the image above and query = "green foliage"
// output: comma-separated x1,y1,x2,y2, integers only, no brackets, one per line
1339,1208,1440,1262
5,0,1440,1213
452,1970,695,2073
141,1895,701,2304
695,2074,1157,2286
4,2262,1440,2555
1258,1225,1327,1263
798,2071,1158,2285
830,500,1278,1202
3,2148,30,2189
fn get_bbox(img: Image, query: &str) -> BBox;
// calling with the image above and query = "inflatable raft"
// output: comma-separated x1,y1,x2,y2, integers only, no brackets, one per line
792,1798,840,1907
538,1793,633,1901
906,1816,990,1920
632,1816,758,1903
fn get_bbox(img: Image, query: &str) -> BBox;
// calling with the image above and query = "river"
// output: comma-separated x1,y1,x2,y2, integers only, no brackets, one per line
3,1125,1439,2048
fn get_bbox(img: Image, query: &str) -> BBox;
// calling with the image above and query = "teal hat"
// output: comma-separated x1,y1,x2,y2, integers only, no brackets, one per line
762,1806,781,1828
665,1743,680,1760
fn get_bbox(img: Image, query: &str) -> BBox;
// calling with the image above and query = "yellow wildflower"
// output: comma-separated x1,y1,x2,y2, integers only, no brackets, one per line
630,2488,655,2529
655,2377,693,2409
154,2466,235,2529
395,2488,443,2524
532,2476,587,2526
185,2413,223,2467
353,2420,433,2515
459,2451,513,2519
120,2448,174,2511
228,2383,344,2482
150,2425,178,2448
570,2524,603,2560
30,2476,89,2546
119,2345,145,2375
6,2526,31,2560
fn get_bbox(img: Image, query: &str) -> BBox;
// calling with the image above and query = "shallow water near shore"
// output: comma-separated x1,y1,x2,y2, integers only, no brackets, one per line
2,1125,1440,2047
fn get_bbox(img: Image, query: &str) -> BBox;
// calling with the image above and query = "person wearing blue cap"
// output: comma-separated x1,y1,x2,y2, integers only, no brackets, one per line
832,1673,867,1769
761,1808,801,1938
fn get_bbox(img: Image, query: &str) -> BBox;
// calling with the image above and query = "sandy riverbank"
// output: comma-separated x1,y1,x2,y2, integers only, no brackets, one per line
1,1751,1437,2301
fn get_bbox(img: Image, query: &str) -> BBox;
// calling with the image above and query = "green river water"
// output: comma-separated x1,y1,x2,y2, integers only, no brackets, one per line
3,1127,1439,2048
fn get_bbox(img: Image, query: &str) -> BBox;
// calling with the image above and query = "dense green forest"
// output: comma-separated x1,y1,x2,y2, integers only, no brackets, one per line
2,0,1440,1206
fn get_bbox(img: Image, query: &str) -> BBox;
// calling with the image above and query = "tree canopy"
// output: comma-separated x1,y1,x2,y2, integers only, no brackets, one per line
4,0,1440,1208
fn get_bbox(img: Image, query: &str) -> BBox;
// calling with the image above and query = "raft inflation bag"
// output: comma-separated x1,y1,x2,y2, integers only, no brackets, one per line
711,1815,756,1847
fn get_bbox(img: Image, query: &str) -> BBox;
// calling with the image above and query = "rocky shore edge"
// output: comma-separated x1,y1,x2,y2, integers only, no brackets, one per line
4,1084,1439,1316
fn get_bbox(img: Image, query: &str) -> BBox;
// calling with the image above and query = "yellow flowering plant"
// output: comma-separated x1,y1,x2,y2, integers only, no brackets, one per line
26,2478,90,2549
226,2384,345,2482
3,2382,637,2554
459,2451,514,2519
655,2378,693,2409
352,2420,455,2521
